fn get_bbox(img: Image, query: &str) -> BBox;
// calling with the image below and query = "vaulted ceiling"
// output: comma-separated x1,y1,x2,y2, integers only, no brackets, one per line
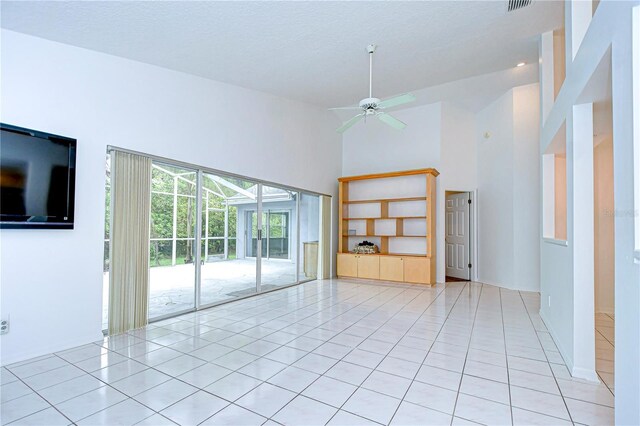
1,1,563,107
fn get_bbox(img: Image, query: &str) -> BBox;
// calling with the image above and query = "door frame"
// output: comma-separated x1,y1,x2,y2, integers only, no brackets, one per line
245,208,293,261
444,189,479,282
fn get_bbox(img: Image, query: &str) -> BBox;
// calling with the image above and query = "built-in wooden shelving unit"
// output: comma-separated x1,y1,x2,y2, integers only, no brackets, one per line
337,168,438,285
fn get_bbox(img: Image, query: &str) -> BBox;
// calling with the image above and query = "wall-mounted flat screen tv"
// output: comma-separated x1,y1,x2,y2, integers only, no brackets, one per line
0,123,77,229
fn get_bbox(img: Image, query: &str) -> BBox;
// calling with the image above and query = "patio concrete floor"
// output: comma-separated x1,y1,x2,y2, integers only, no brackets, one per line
103,258,305,328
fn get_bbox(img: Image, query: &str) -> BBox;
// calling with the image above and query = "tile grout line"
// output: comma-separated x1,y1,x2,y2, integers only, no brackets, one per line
246,283,435,424
5,281,360,425
594,326,614,349
327,284,455,423
382,280,472,425
86,282,354,424
270,283,447,424
4,281,612,426
154,282,409,425
139,284,401,424
8,286,401,423
3,362,78,426
593,324,615,398
448,282,484,426
517,290,576,424
496,287,514,425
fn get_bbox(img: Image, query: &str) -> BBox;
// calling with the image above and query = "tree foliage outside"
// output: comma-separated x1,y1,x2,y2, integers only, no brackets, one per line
148,166,242,267
105,163,249,269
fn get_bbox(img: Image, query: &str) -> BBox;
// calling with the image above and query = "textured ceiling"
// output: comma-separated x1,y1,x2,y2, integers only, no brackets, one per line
1,1,563,107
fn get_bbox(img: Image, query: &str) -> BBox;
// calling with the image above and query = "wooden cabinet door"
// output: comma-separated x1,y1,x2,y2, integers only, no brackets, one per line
404,257,430,284
337,253,358,277
357,256,380,279
379,256,404,282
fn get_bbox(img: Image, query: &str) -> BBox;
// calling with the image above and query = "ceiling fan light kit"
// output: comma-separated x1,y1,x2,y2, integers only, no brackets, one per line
330,43,416,133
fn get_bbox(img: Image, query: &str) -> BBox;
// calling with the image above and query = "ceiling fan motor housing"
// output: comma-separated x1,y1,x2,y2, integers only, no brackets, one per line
359,97,380,111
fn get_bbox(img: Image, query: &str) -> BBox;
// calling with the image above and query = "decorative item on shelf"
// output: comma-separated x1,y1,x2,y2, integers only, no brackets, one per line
353,240,379,254
348,229,357,236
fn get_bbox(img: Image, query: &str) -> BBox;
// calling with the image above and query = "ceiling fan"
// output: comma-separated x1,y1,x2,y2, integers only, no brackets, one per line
330,44,416,133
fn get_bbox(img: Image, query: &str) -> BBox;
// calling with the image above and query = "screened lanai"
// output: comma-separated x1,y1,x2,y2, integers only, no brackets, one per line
103,157,322,327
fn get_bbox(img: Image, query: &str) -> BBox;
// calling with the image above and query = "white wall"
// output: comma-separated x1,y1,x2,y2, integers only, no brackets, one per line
342,89,539,289
476,90,516,288
341,103,442,177
0,30,342,364
439,103,478,281
475,84,541,291
512,84,542,291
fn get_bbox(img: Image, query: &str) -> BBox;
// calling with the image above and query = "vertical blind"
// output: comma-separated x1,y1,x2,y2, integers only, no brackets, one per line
318,195,332,279
108,150,152,335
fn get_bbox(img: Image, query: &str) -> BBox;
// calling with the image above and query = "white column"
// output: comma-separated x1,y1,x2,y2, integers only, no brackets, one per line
172,176,178,266
224,201,229,260
633,5,640,251
566,0,592,63
204,191,209,261
571,102,598,381
539,31,555,124
613,7,640,422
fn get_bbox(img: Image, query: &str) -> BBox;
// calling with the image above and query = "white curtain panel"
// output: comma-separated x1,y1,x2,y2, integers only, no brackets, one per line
318,195,332,279
108,150,152,335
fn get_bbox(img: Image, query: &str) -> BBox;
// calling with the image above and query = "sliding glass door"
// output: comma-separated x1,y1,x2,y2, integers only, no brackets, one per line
246,210,291,259
259,185,298,290
199,173,258,306
103,151,329,325
148,163,197,319
265,211,291,259
245,210,265,258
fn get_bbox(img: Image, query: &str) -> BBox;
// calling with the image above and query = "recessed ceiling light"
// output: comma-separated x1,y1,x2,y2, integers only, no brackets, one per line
516,62,526,67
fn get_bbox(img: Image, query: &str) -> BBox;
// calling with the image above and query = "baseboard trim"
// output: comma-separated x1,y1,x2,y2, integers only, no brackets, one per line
539,309,600,383
539,309,575,374
571,366,601,382
475,278,540,292
1,331,104,367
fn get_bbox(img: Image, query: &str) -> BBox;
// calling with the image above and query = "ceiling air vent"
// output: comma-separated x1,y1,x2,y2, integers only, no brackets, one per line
508,0,532,12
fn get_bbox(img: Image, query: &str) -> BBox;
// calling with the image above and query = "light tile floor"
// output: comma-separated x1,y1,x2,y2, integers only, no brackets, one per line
594,313,614,394
2,280,615,425
103,259,299,327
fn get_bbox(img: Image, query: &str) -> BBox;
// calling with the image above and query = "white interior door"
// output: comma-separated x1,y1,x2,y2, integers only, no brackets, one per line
445,192,470,280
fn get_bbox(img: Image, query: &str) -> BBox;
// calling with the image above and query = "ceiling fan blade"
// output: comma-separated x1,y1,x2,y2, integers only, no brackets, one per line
377,113,406,130
328,106,362,111
337,114,364,133
378,93,416,109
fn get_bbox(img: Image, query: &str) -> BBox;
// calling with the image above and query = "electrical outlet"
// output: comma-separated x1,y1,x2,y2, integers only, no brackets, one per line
548,295,551,307
0,318,9,335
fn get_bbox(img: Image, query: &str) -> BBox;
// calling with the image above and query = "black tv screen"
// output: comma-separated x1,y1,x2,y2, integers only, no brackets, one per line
0,123,76,229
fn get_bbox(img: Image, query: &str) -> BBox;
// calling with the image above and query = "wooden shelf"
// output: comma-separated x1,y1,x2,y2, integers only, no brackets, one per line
338,168,439,182
338,252,428,258
343,216,426,221
345,197,427,205
343,234,426,238
338,168,438,284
